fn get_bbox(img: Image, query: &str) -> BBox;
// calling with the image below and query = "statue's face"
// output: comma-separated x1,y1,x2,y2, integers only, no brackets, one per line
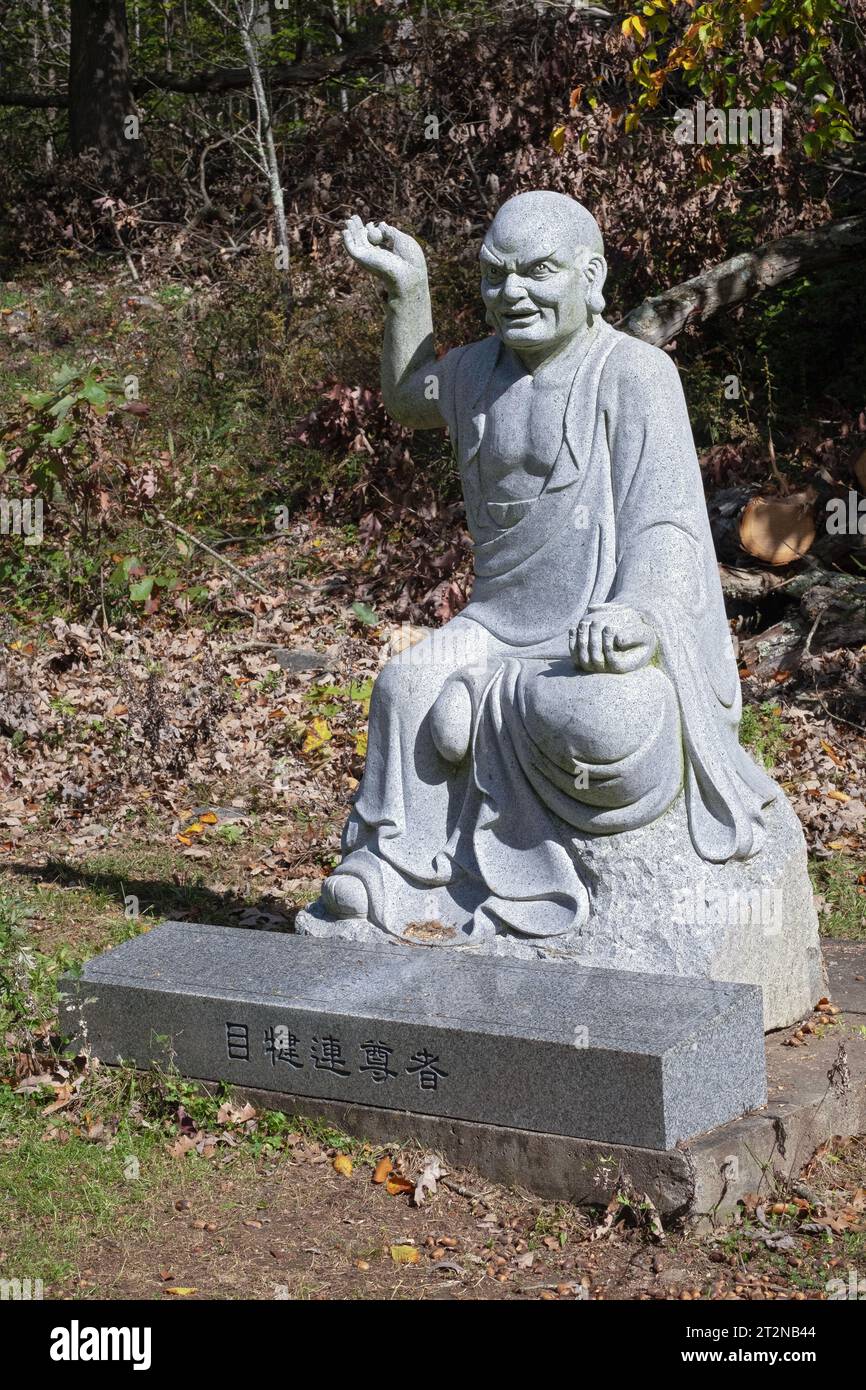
480,220,596,357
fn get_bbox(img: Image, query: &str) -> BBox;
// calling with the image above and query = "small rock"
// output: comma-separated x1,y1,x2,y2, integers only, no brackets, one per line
274,648,338,673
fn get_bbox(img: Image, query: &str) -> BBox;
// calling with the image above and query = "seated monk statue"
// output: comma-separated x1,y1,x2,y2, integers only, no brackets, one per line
297,190,823,1031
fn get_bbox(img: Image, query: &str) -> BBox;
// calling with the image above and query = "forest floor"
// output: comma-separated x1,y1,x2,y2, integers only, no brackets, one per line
1,267,865,1300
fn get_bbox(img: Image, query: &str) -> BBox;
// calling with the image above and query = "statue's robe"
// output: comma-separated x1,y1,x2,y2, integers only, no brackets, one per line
331,320,778,939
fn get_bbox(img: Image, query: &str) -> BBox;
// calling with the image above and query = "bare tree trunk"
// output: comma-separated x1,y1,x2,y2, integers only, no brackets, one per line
68,0,143,183
333,0,348,113
252,0,272,43
30,0,54,168
236,1,293,317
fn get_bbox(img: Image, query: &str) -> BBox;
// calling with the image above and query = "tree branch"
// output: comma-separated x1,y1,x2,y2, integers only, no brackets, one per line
0,36,385,108
619,212,866,346
0,90,61,108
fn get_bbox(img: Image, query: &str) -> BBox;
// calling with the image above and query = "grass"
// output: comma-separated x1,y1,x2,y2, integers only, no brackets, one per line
0,808,321,949
0,882,185,1284
0,1084,205,1288
0,263,340,625
810,853,866,940
736,703,866,942
0,870,360,1291
739,700,790,768
0,1069,367,1293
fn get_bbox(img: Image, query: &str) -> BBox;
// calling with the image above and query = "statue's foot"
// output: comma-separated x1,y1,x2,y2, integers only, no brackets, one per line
321,873,369,920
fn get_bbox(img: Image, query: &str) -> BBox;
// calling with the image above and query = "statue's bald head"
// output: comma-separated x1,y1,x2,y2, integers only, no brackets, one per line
480,191,608,365
484,191,604,262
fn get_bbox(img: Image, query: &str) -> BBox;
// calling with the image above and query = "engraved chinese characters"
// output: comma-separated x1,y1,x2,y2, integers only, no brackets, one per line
225,1022,448,1092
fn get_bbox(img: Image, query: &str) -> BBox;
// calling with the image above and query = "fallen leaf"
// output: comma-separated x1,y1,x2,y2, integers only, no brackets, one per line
591,1196,621,1241
390,1244,420,1264
820,740,844,767
414,1154,444,1207
372,1155,393,1184
217,1100,256,1126
302,716,332,755
14,1073,59,1095
333,1154,353,1177
42,1083,75,1114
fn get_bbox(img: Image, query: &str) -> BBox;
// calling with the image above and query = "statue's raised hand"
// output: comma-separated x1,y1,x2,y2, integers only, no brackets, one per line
342,216,428,298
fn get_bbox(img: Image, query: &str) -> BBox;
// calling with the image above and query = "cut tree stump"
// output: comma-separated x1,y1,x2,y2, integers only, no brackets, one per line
709,487,817,566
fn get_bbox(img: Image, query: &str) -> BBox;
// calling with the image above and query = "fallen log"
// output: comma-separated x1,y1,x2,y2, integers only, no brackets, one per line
620,214,866,348
719,563,866,604
738,616,808,681
735,571,866,681
809,485,866,569
719,565,793,602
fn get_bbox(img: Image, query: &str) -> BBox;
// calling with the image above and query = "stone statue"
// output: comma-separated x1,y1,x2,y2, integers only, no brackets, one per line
297,190,823,1030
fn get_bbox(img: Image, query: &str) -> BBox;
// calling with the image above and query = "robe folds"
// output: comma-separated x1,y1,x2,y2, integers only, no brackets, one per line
333,320,778,940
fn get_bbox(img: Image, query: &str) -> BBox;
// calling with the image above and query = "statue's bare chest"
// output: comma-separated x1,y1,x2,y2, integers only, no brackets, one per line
480,369,569,503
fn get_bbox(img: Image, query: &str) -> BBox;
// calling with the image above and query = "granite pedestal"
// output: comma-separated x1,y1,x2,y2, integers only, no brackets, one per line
226,940,866,1223
62,920,766,1153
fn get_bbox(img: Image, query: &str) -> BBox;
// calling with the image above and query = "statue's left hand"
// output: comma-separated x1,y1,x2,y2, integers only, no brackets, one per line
571,607,657,675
